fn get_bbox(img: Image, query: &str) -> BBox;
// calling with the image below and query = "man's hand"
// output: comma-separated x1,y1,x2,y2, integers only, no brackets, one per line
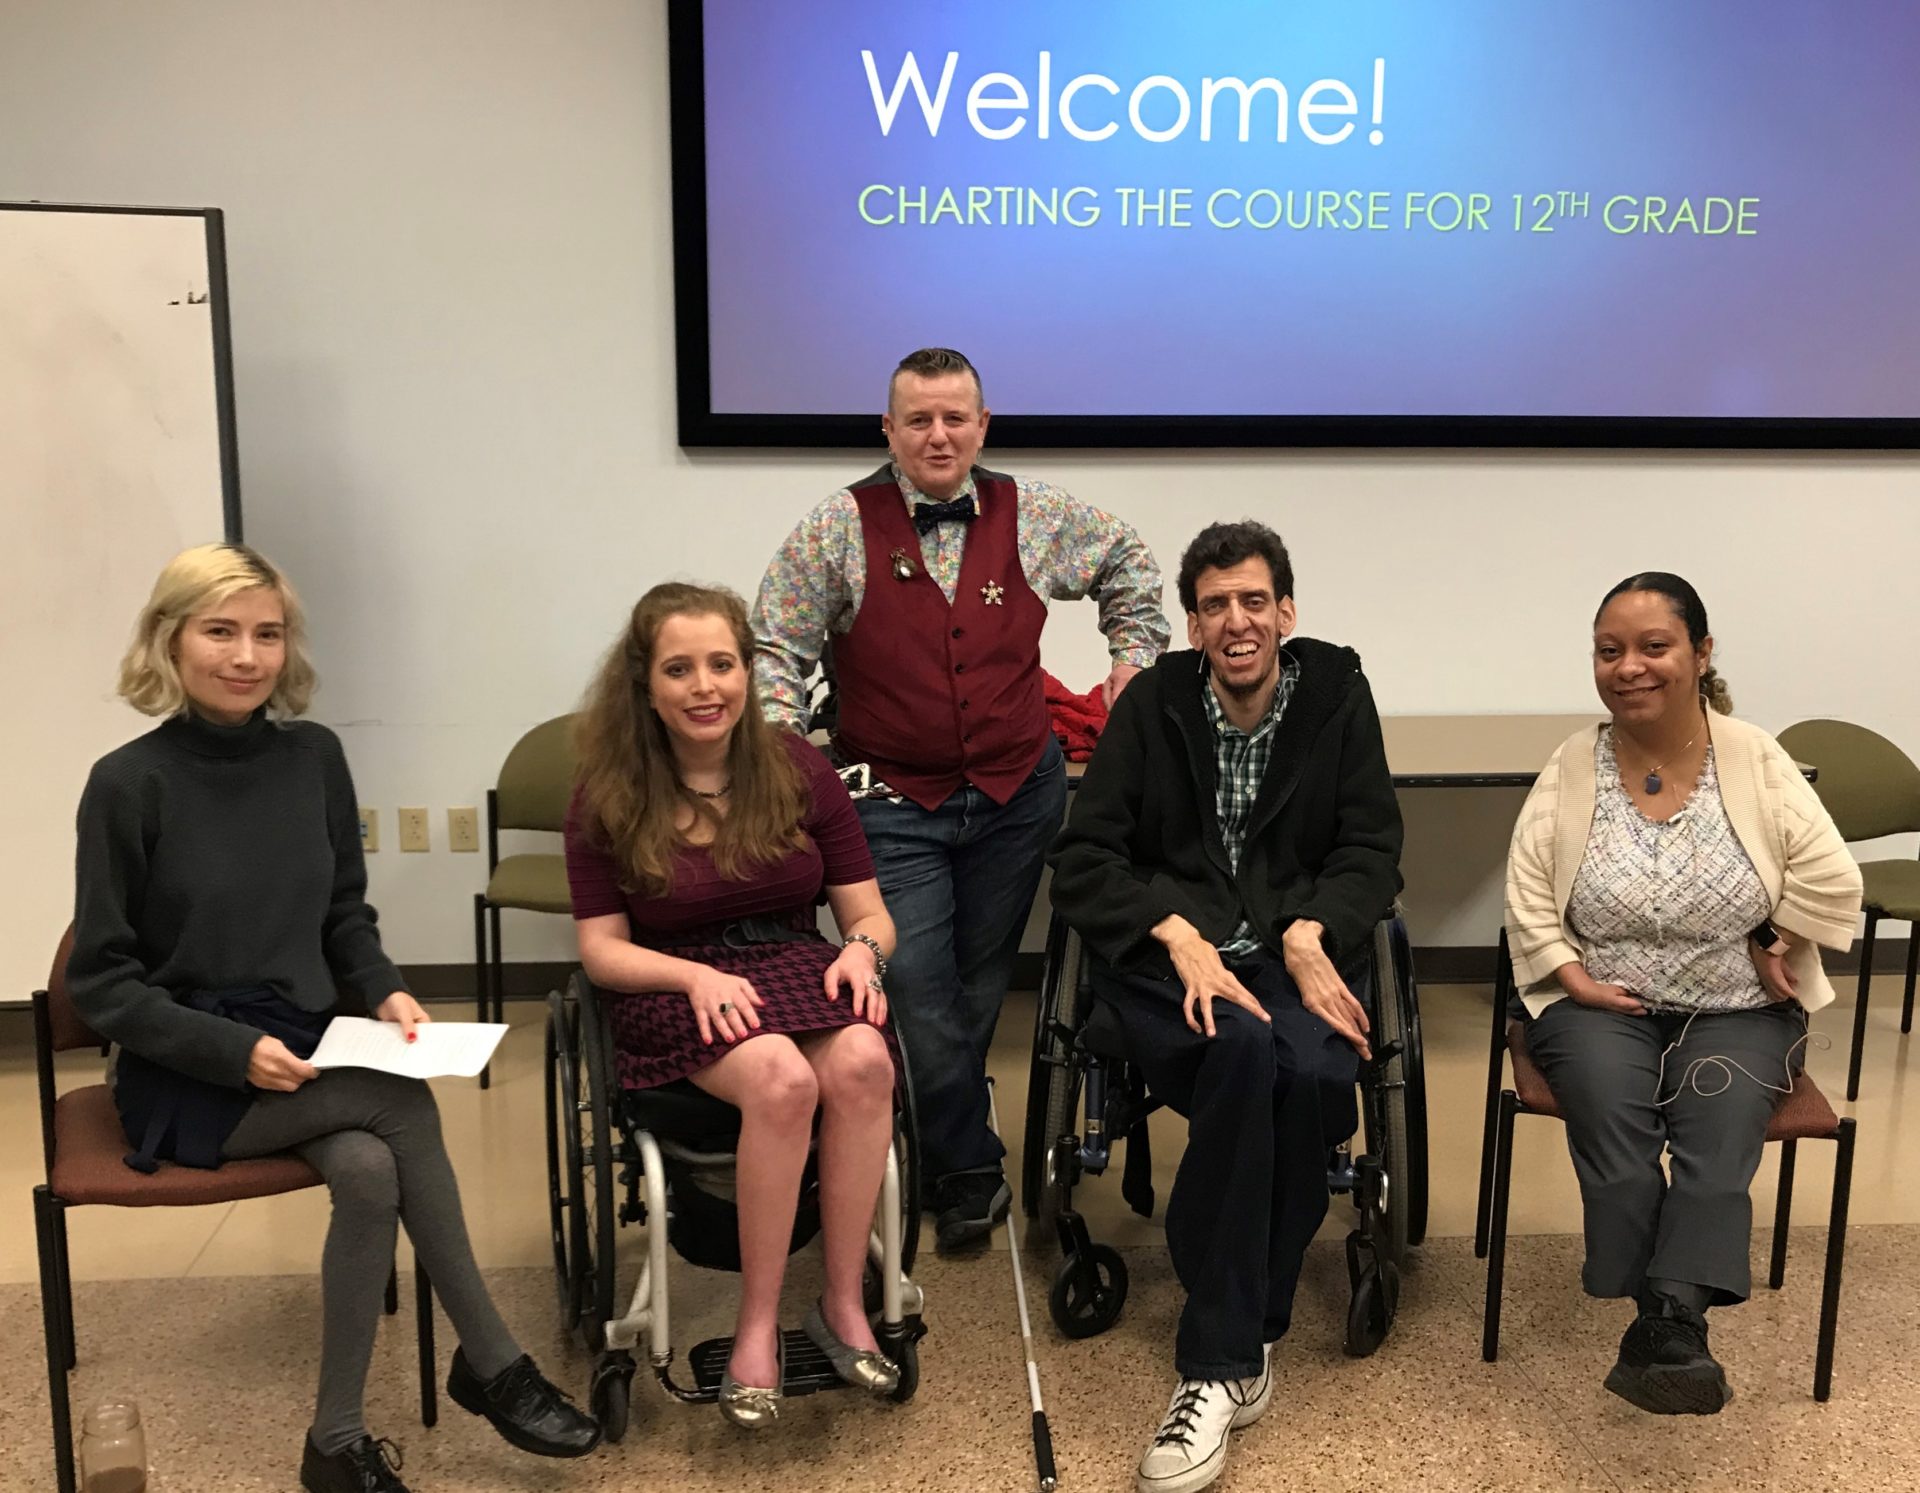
1280,920,1371,1059
374,991,432,1042
247,1035,319,1092
1153,915,1271,1037
1102,662,1143,709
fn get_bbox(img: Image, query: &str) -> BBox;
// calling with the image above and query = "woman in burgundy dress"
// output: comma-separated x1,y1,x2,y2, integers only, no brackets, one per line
564,582,900,1430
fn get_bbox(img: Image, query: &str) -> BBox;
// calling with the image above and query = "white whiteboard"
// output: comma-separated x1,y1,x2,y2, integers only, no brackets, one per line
0,204,237,1004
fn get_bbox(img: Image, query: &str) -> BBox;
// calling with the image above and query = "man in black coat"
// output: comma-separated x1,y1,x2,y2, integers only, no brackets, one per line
1048,520,1403,1493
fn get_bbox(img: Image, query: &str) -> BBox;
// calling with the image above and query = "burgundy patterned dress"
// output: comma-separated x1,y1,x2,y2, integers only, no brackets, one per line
563,734,883,1090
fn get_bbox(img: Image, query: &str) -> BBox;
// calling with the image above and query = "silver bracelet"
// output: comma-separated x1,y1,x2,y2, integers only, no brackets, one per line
844,932,888,981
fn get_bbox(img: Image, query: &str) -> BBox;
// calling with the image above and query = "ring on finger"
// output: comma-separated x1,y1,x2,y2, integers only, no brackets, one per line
866,977,884,994
718,1001,732,1015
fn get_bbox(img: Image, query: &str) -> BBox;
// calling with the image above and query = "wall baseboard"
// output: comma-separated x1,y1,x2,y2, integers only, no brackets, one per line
399,936,1915,1005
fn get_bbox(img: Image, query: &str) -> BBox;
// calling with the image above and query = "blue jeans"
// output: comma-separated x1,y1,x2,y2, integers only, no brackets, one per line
856,739,1069,1181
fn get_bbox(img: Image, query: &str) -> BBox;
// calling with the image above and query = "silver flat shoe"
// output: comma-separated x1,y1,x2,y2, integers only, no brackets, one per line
718,1335,783,1429
802,1298,900,1394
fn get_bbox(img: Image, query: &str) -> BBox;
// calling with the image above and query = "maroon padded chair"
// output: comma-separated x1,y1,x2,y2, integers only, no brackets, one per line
32,929,438,1493
1479,1000,1856,1401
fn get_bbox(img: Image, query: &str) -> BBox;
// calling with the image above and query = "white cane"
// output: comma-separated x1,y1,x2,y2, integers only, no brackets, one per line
985,1076,1059,1491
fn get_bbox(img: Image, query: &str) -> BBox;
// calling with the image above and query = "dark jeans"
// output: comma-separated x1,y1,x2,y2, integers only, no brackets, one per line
856,739,1068,1181
1096,954,1360,1380
1523,998,1807,1306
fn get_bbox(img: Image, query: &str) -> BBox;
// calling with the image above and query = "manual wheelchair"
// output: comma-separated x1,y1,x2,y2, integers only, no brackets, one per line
1022,909,1428,1357
545,969,928,1438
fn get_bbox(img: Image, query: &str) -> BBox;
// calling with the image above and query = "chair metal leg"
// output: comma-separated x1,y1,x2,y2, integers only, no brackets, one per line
489,904,506,1026
1814,1119,1856,1402
36,1188,77,1493
1848,915,1876,1102
1482,1090,1518,1363
1475,932,1511,1260
415,1257,438,1427
474,895,492,1089
1769,1138,1797,1290
1902,929,1917,1035
385,1264,400,1316
53,1202,76,1370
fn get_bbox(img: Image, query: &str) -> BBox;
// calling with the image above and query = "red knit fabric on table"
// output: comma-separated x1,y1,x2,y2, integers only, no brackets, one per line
564,734,888,1089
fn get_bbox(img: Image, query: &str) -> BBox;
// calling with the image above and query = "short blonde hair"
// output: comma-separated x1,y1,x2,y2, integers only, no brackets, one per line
118,543,317,717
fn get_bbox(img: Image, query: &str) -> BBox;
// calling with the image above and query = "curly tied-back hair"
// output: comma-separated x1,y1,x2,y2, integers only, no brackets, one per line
1176,520,1295,614
1595,571,1734,715
572,582,806,898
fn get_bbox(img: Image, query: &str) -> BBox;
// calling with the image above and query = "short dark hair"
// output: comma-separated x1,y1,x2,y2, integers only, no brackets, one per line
1177,521,1295,614
888,347,982,410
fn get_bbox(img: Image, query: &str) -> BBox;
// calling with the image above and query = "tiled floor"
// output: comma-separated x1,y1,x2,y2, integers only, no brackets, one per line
3,974,1917,1490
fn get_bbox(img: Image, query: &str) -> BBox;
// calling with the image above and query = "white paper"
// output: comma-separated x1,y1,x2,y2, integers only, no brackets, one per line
310,1016,509,1080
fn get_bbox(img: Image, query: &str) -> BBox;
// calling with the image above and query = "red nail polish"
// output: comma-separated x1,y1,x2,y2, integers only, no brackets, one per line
406,1032,417,1043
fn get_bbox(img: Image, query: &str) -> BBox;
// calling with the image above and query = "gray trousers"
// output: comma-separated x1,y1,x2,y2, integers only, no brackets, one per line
1523,999,1807,1307
224,1068,520,1452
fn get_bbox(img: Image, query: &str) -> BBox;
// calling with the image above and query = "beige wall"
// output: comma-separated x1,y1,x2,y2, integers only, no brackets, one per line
4,1,1914,968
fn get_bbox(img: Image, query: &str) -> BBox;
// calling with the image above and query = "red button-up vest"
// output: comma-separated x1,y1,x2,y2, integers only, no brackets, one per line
831,466,1049,810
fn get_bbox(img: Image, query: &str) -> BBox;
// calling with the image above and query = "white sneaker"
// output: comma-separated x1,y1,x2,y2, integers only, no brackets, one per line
1137,1349,1273,1493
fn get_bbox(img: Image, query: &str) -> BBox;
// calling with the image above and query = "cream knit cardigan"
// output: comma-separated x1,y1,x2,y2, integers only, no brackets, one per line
1505,713,1863,1017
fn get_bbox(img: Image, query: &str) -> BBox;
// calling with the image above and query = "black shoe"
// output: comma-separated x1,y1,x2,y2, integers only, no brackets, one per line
447,1348,602,1457
932,1169,1011,1253
1603,1307,1732,1415
300,1434,409,1493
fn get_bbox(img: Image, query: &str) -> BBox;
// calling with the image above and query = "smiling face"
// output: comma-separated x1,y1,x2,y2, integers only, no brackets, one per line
648,610,748,754
1186,557,1296,702
173,586,286,725
882,370,990,499
1592,589,1710,729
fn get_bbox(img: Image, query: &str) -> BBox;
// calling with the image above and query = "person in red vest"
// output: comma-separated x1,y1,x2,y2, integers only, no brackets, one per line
751,347,1169,1250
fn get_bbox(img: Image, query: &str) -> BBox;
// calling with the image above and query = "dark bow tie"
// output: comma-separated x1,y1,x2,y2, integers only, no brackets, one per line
912,495,977,533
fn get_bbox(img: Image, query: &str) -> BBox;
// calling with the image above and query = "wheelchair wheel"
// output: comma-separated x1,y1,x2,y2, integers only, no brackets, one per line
888,1333,921,1403
572,976,619,1353
1344,1258,1401,1359
590,1350,635,1443
544,992,583,1327
1025,914,1088,1232
1389,916,1430,1249
1049,1243,1128,1339
1364,919,1417,1267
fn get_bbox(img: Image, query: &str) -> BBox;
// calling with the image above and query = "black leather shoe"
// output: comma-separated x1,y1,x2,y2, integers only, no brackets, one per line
447,1348,602,1457
932,1169,1011,1253
300,1434,409,1493
1604,1307,1731,1415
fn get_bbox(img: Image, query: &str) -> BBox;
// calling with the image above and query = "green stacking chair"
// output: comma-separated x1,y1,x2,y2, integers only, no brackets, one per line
1777,719,1920,1102
474,714,579,1088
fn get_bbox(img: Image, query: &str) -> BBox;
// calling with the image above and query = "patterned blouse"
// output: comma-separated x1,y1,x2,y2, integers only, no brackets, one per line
1567,729,1771,1012
750,464,1170,732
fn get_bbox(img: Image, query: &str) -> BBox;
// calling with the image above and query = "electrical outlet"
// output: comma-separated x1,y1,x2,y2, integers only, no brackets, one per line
398,807,430,852
448,806,479,853
359,807,379,852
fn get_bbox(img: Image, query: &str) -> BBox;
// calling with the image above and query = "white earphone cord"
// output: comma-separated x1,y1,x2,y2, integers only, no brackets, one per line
1653,1004,1829,1106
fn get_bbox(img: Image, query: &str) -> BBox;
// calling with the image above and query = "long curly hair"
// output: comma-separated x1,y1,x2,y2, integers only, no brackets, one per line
573,582,806,897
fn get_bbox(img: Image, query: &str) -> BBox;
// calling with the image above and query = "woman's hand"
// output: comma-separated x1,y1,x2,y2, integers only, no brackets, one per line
374,991,432,1041
686,965,762,1045
1558,964,1647,1016
1749,940,1799,1003
247,1034,319,1092
823,940,887,1027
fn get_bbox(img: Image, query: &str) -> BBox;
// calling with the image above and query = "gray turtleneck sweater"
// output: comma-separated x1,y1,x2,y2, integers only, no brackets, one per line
68,708,407,1089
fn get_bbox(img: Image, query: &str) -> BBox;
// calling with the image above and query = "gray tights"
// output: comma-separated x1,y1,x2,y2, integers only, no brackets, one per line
223,1067,520,1454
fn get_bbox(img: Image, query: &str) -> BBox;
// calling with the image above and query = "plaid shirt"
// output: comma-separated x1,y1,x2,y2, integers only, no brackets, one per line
1203,653,1301,956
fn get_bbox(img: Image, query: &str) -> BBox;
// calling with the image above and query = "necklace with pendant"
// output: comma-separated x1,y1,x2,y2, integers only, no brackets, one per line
1621,729,1698,795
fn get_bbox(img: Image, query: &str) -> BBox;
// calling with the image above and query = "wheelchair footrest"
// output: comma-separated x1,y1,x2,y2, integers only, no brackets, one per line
687,1330,853,1399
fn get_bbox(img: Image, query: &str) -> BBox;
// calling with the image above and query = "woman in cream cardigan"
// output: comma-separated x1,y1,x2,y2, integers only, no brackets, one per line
1505,572,1861,1416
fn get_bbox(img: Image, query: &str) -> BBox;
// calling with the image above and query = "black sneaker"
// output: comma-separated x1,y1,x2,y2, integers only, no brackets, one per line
300,1434,409,1493
932,1169,1011,1253
448,1348,602,1457
1603,1307,1732,1415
